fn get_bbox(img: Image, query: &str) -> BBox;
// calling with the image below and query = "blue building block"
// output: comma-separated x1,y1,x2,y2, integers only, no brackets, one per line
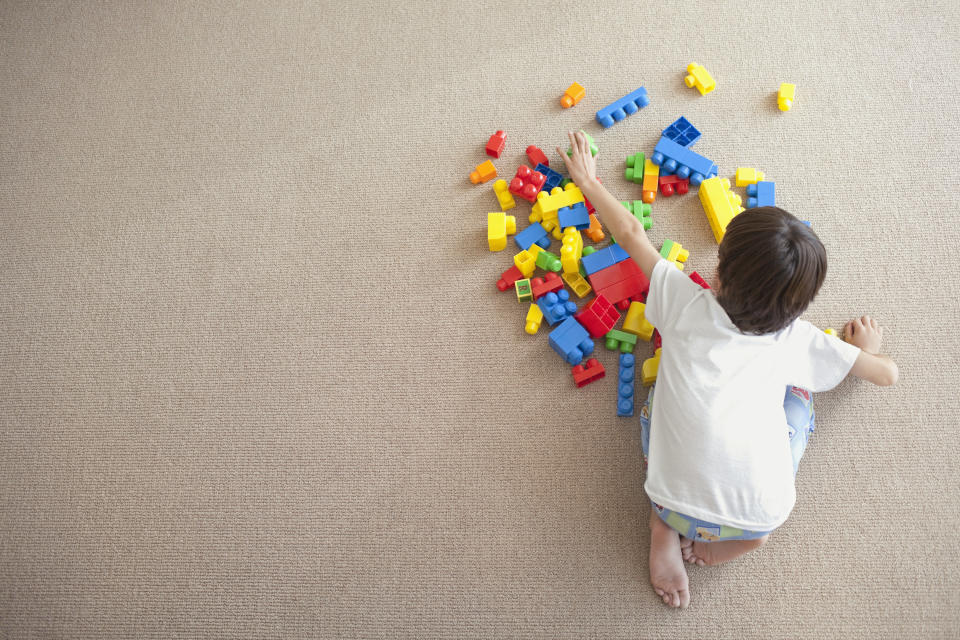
746,181,776,208
535,163,563,193
580,243,631,276
536,289,578,326
514,222,551,250
650,136,718,186
596,87,650,128
800,220,811,227
549,316,595,365
557,201,590,230
617,353,636,417
661,116,701,147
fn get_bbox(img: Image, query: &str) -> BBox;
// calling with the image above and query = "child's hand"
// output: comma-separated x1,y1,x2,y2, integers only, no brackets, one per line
844,315,884,354
555,130,598,187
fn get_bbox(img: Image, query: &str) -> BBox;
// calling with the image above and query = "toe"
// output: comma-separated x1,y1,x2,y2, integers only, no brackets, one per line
679,589,690,608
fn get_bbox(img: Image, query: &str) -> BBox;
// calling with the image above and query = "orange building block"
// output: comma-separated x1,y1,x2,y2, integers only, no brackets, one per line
470,160,497,184
561,82,586,109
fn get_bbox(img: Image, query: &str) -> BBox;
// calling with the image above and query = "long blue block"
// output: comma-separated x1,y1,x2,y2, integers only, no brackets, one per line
650,136,718,186
746,181,776,208
596,87,650,128
581,244,630,276
661,116,701,147
617,353,636,417
548,316,594,366
514,222,550,251
557,202,590,230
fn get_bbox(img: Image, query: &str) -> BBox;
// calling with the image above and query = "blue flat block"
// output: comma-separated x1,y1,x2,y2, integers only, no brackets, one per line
746,181,776,208
596,87,650,128
535,163,563,193
650,136,717,186
549,316,595,366
661,116,701,147
515,222,549,251
617,353,636,417
580,244,631,276
557,202,590,230
536,289,578,326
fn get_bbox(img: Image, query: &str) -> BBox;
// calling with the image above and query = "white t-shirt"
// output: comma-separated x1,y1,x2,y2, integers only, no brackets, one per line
643,259,861,531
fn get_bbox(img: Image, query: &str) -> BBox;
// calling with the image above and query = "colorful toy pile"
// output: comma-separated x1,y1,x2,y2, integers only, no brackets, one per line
477,71,789,417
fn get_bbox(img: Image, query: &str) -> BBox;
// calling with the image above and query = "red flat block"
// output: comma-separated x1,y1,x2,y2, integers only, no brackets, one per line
509,165,547,202
596,274,649,307
658,174,690,197
526,145,549,167
571,358,606,388
486,130,506,158
574,294,620,337
688,271,711,289
497,265,524,291
587,259,649,295
530,272,564,299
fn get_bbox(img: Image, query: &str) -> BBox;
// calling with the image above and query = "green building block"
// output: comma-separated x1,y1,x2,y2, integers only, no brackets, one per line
624,201,652,230
515,279,533,302
567,130,598,158
560,178,573,188
625,153,645,183
660,239,676,259
604,329,638,353
578,245,596,278
535,249,562,272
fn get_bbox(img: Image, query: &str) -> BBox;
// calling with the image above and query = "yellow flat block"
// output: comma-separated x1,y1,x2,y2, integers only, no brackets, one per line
562,271,592,298
487,212,516,252
699,177,744,243
623,302,655,341
684,63,716,96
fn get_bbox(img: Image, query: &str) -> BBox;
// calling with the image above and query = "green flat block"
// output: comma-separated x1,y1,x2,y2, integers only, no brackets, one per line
625,152,645,183
660,239,676,259
515,278,533,302
535,249,561,272
567,130,598,158
604,329,637,353
621,201,652,232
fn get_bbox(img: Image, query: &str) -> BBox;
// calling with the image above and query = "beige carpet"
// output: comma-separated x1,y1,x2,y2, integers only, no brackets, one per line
2,1,959,637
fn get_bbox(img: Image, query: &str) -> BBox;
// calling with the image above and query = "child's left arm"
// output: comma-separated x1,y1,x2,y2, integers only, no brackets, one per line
844,315,899,386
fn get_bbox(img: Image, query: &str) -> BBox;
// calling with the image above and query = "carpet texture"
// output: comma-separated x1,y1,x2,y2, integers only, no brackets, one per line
2,1,959,637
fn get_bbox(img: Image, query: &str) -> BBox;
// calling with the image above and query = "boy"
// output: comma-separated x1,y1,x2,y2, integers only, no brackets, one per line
557,131,898,609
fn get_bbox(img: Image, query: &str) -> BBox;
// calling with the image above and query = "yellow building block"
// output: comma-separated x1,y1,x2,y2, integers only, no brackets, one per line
824,328,837,337
734,168,766,187
560,227,583,275
778,83,796,111
562,271,592,298
531,183,585,221
470,160,497,184
524,303,544,335
699,176,745,243
623,302,655,342
642,158,659,204
487,212,516,252
513,249,536,277
642,348,661,386
493,179,515,210
684,63,716,96
661,239,689,270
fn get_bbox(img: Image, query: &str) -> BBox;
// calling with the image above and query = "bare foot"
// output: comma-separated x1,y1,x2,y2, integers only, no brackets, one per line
649,507,690,608
686,535,769,566
679,536,696,563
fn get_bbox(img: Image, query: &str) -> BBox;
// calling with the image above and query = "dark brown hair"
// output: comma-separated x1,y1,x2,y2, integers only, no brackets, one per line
716,207,826,335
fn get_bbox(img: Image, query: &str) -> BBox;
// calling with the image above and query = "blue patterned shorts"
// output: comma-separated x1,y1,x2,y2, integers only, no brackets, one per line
639,385,815,542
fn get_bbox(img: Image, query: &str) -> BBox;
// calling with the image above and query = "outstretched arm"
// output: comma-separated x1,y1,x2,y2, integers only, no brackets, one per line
555,131,661,280
845,315,898,386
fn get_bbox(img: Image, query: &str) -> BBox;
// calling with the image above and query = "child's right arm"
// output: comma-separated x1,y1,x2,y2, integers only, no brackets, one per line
844,315,899,386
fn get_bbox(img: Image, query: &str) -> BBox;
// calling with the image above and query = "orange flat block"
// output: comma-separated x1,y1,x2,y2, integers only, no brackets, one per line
470,160,497,184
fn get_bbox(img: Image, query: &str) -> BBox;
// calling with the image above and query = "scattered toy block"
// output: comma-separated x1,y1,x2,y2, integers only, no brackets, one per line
642,158,659,204
623,301,655,341
537,289,578,326
617,353,636,416
561,82,586,109
470,160,497,184
596,87,650,128
588,259,650,307
658,174,690,197
824,327,838,337
660,239,689,270
585,213,604,243
699,176,745,243
560,227,584,275
688,271,711,289
746,181,776,208
651,136,718,186
735,168,766,187
652,329,661,350
532,246,562,272
572,358,605,388
566,130,598,157
622,201,652,231
493,178,516,210
515,278,532,302
661,116,701,147
509,165,547,202
548,316,595,365
574,293,620,337
513,248,537,277
579,246,595,278
497,264,524,291
581,244,630,276
531,272,564,299
487,212,517,251
514,221,551,251
625,152,645,183
642,348,661,386
524,303,544,335
485,130,506,158
684,63,716,96
526,145,549,167
778,83,796,111
535,163,563,193
561,271,592,298
557,202,590,230
604,329,638,353
531,183,585,222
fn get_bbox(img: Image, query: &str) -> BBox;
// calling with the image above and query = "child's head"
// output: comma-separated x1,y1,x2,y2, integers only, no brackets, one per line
716,207,826,335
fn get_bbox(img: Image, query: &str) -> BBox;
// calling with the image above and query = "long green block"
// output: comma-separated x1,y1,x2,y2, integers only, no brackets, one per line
604,329,638,353
625,153,645,183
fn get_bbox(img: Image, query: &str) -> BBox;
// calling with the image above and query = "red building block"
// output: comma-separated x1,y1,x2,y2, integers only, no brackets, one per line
486,131,506,158
574,294,620,337
588,260,650,307
688,271,711,289
653,329,662,350
571,358,606,388
526,145,549,167
530,272,564,299
497,264,524,291
584,177,602,214
659,174,690,197
509,165,547,202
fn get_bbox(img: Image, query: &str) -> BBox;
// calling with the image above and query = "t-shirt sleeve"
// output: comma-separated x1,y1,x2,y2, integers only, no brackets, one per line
644,259,704,332
782,319,862,392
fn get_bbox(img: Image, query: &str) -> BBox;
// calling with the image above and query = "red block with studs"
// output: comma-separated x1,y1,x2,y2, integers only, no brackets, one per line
659,174,690,197
653,330,662,350
509,165,547,202
486,130,506,158
497,265,524,291
574,293,621,337
530,272,564,299
571,358,606,388
526,145,549,167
